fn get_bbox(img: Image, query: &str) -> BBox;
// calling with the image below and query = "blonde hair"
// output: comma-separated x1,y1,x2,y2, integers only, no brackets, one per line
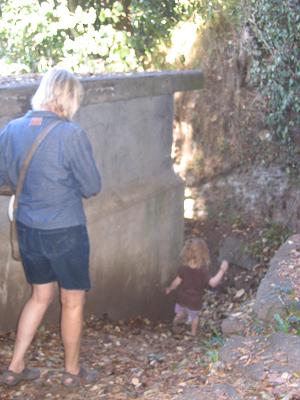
31,69,83,120
180,238,211,270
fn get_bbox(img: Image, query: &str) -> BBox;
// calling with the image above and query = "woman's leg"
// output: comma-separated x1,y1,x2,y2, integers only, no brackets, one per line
60,288,86,375
9,282,56,373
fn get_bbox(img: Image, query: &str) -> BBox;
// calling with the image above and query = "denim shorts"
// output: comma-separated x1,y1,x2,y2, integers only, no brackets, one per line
17,221,91,290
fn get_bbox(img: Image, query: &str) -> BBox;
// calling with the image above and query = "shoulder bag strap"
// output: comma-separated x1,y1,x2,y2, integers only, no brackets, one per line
13,120,62,214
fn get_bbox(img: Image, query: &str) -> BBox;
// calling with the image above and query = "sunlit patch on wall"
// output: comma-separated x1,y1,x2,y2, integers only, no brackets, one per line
184,198,195,219
166,20,200,66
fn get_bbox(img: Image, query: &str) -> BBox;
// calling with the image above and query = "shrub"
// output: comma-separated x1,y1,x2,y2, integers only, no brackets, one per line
248,0,300,144
0,0,137,73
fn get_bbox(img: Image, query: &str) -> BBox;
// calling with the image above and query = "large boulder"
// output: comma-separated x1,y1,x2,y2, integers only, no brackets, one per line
253,234,300,322
218,236,257,271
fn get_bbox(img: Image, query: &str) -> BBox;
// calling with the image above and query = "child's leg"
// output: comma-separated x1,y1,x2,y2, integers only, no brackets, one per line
174,304,187,325
191,316,199,336
172,304,187,333
173,312,187,325
186,309,200,336
172,311,187,334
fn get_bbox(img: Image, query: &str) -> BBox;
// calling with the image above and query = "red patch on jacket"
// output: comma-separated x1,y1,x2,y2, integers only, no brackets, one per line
30,117,43,126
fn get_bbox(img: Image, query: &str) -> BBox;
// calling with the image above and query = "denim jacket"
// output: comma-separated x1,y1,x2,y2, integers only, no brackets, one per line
0,110,101,229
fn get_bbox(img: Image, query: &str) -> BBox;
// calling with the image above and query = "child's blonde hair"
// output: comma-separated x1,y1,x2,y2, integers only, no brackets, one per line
31,68,83,120
180,238,211,270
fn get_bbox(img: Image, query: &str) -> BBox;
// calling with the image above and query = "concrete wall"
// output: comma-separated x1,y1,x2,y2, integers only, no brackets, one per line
0,71,203,332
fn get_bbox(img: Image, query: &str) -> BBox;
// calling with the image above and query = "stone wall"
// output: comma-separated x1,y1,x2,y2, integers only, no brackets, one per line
0,70,203,332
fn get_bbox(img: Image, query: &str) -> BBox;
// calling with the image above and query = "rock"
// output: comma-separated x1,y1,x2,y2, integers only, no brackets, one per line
174,386,216,400
219,331,300,379
221,317,246,336
234,289,246,299
174,384,241,400
243,363,267,381
269,332,300,372
198,166,294,227
218,335,247,363
214,383,242,400
218,236,257,270
253,235,300,322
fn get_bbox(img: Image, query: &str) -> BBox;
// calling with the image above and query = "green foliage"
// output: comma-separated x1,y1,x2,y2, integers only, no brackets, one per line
0,0,243,74
273,312,300,336
186,152,205,176
206,349,219,363
0,0,137,73
248,0,300,145
272,291,300,335
130,0,179,69
0,0,56,73
248,222,292,262
174,0,241,24
260,222,292,249
202,332,224,363
273,313,289,333
0,0,178,72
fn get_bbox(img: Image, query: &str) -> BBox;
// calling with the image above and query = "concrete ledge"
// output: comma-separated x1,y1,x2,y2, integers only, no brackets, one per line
0,70,203,117
82,70,204,104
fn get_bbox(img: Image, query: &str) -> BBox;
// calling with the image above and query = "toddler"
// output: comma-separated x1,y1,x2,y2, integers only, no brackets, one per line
165,238,228,336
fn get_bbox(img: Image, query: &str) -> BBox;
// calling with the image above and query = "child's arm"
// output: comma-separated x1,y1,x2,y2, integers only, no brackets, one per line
208,260,229,288
165,276,182,295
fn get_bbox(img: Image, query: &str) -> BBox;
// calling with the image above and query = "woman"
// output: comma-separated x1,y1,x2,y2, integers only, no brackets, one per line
0,69,101,387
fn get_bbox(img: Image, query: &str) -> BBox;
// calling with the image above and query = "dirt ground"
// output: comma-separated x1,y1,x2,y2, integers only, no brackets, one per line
0,250,295,400
1,284,300,400
0,288,254,400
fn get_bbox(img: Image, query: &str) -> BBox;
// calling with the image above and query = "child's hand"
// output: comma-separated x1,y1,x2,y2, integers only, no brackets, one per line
165,276,182,294
220,260,229,273
165,287,172,295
